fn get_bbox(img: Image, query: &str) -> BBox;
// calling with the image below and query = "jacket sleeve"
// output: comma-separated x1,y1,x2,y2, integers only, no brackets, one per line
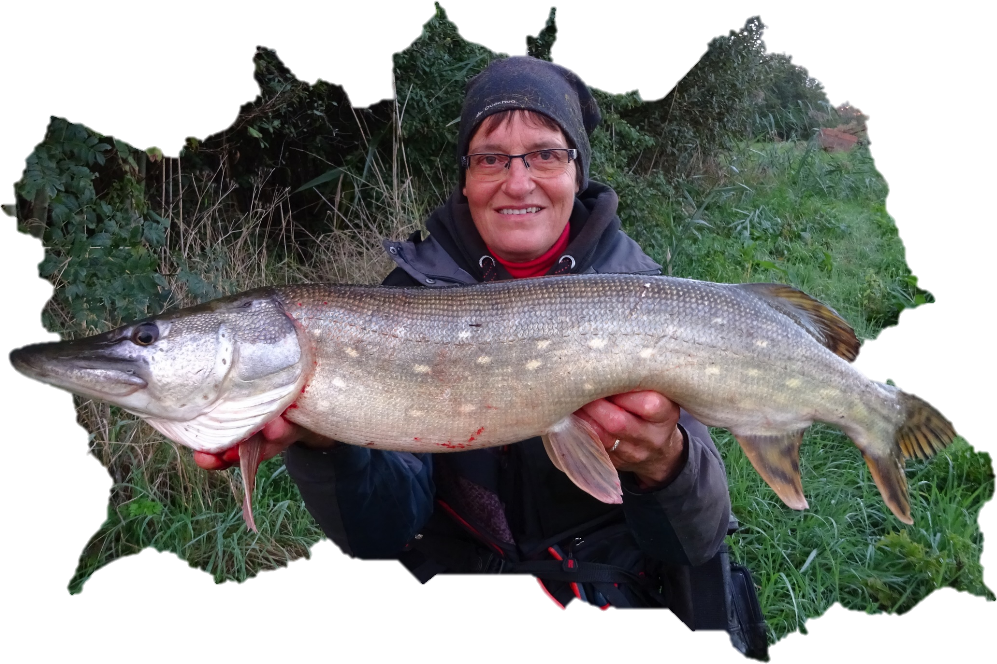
283,265,434,559
618,410,732,566
285,443,436,558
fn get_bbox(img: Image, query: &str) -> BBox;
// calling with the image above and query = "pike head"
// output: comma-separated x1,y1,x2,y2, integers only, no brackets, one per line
10,289,312,455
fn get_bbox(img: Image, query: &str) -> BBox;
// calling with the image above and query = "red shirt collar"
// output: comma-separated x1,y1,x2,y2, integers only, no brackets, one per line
487,223,571,279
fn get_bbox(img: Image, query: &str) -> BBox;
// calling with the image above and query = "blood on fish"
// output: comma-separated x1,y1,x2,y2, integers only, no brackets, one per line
438,441,469,449
413,437,420,441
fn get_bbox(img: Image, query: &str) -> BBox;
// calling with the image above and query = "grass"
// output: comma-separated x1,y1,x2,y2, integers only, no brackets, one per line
619,138,993,642
722,428,992,640
49,127,991,647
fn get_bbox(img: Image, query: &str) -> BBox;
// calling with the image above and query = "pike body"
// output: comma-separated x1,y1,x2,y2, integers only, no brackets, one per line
11,274,956,528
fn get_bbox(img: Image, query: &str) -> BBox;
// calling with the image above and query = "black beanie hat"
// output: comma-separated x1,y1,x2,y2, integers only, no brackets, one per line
457,56,602,192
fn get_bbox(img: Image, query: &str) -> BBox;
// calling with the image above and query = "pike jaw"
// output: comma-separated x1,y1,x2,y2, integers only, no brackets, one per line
10,291,310,453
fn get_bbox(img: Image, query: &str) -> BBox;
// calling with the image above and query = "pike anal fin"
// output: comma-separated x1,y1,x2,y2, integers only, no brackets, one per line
542,415,622,504
862,451,912,524
238,435,266,533
734,431,808,511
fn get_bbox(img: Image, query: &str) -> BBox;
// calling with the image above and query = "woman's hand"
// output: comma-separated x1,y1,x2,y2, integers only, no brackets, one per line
191,416,338,471
574,390,686,489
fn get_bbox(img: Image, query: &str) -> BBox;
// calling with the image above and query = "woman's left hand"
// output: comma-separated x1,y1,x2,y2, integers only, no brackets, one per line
574,390,686,489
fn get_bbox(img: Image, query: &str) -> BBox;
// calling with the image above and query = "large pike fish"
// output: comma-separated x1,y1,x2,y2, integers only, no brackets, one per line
10,274,956,530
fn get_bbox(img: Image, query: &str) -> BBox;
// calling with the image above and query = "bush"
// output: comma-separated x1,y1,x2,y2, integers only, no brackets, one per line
16,118,170,334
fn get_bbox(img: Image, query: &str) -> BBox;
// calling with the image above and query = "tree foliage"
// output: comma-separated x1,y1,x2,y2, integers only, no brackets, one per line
15,9,845,339
16,118,169,333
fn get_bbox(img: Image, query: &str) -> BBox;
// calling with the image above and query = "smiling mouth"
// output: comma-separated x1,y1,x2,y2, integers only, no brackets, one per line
498,206,542,215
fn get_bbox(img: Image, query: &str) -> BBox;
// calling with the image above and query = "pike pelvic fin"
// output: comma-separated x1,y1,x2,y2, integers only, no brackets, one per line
738,282,860,362
542,414,622,504
542,434,566,473
238,436,266,533
734,430,809,511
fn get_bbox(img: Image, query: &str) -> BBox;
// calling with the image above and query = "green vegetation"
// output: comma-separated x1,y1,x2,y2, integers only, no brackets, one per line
13,3,991,646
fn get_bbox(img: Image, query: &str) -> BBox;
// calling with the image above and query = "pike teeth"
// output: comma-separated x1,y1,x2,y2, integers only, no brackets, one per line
499,207,541,215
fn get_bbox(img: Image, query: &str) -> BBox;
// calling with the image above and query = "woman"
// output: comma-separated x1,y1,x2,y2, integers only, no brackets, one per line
195,56,733,614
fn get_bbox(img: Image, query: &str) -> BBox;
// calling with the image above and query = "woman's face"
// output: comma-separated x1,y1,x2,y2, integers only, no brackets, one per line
462,113,579,262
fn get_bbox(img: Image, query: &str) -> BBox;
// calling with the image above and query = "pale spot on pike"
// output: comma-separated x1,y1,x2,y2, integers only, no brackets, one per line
408,409,425,418
525,359,542,370
639,348,655,359
583,383,594,391
459,404,477,413
747,368,761,376
344,347,359,357
755,339,769,347
331,377,346,389
536,339,551,349
711,318,725,325
476,356,491,364
705,366,721,375
785,378,802,388
458,330,471,340
413,364,431,374
588,338,607,349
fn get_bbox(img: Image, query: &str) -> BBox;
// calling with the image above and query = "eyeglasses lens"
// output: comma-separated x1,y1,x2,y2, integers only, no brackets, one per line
467,150,572,182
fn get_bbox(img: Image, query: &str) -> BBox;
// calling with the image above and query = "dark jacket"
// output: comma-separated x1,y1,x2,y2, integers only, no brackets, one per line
284,182,733,586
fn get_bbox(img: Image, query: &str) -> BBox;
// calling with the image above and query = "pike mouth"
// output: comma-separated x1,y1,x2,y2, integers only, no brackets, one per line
10,345,147,398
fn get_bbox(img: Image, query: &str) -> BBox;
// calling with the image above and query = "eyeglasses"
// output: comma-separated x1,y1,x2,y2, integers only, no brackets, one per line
461,148,577,182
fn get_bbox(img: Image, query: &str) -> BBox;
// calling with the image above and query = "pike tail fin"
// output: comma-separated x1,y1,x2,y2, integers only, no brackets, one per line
733,431,809,511
894,391,957,461
542,414,622,504
238,436,266,533
861,390,957,524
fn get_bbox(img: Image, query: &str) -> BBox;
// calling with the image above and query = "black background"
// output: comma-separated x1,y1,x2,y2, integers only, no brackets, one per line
0,1,993,661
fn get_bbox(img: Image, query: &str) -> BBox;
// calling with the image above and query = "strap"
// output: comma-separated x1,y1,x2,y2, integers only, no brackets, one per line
506,559,670,607
503,559,642,584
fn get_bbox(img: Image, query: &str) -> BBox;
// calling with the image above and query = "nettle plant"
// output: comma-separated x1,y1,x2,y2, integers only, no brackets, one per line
16,118,170,336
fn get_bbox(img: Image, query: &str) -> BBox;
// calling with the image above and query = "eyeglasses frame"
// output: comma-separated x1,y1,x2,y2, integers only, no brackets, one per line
461,148,578,177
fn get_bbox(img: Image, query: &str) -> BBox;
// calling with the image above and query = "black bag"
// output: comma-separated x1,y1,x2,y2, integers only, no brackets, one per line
727,559,769,660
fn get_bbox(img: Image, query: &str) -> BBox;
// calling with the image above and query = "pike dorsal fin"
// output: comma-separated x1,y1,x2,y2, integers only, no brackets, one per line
738,282,860,362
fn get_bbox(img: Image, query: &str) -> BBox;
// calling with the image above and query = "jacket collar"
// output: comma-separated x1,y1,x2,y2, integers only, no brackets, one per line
427,181,623,281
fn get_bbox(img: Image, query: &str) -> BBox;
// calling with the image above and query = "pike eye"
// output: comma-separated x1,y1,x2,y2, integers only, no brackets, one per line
132,323,159,346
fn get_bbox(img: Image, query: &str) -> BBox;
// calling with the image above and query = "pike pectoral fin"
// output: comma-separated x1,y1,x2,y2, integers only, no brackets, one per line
734,431,808,511
862,451,913,524
542,415,622,504
238,435,266,533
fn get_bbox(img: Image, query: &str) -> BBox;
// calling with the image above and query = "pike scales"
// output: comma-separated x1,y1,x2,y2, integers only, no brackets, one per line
10,274,957,529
